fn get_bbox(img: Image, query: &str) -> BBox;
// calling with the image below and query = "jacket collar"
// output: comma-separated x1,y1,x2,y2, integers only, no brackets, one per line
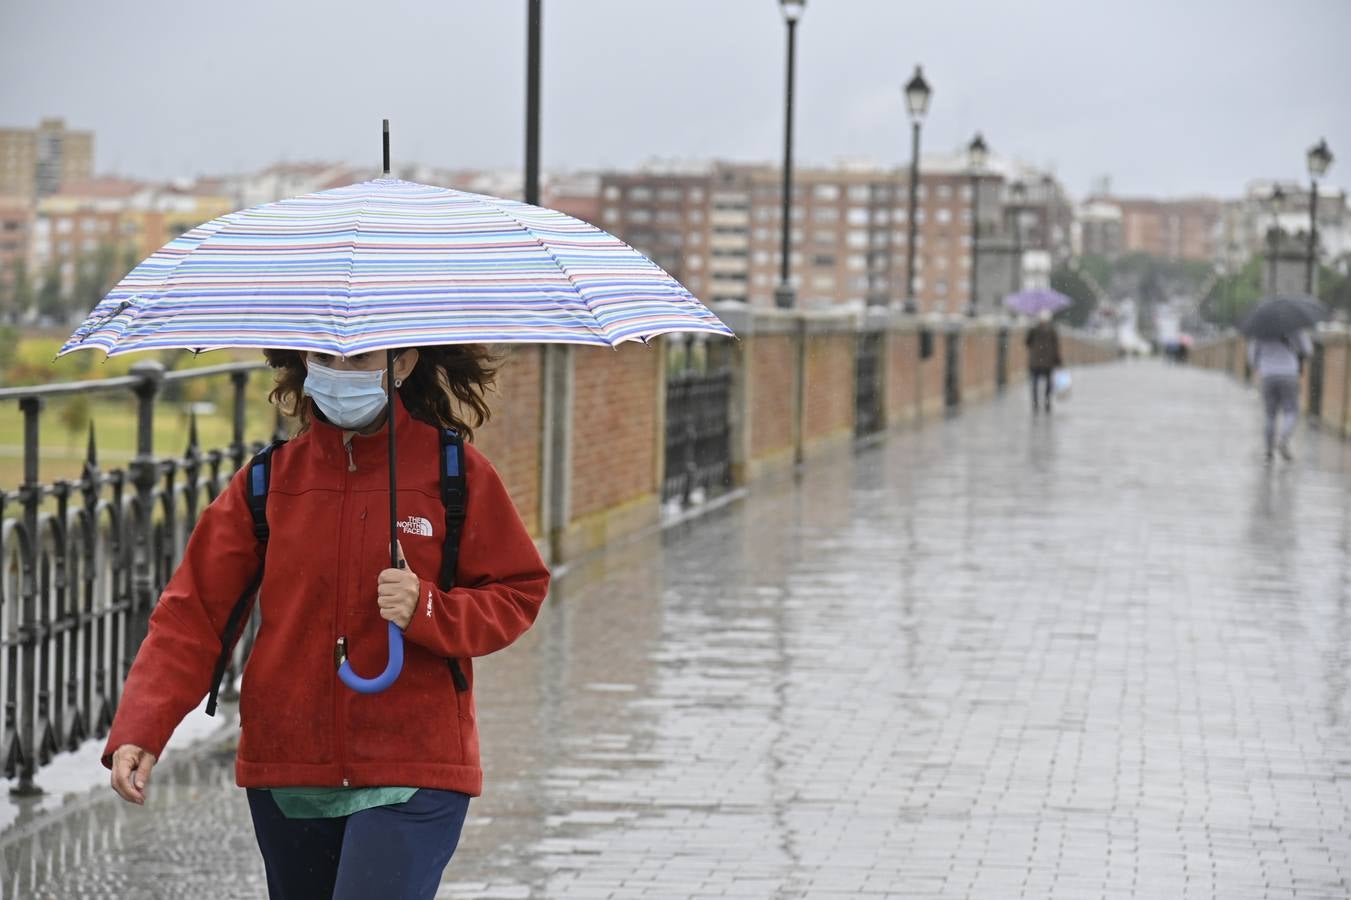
305,392,416,471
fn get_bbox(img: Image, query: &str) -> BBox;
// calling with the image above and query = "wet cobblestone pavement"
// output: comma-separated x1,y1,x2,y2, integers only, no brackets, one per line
5,361,1351,899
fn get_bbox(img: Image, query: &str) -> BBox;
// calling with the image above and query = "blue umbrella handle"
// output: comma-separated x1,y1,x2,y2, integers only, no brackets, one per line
334,622,405,693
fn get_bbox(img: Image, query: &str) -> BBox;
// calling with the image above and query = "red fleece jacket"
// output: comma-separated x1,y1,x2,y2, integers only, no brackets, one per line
101,396,550,796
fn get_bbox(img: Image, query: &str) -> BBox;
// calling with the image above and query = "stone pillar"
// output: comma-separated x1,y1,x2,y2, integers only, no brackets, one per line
1266,231,1313,295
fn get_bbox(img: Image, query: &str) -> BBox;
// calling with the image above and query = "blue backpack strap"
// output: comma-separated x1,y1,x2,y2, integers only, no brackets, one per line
439,428,470,693
206,440,285,716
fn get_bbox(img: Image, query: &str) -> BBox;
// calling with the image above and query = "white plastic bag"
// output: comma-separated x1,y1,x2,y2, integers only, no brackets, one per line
1052,369,1072,399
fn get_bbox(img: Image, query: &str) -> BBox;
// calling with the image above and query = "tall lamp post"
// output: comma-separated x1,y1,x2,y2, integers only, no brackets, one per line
774,0,806,309
1266,184,1285,293
524,0,542,206
1305,138,1333,294
902,65,931,314
966,132,988,317
1009,179,1026,295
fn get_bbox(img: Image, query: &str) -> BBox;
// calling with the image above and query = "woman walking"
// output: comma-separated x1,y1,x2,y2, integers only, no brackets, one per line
1025,310,1063,413
104,346,550,900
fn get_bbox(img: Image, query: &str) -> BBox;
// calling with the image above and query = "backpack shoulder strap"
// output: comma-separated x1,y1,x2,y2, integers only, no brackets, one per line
438,428,470,693
206,439,286,716
438,428,467,591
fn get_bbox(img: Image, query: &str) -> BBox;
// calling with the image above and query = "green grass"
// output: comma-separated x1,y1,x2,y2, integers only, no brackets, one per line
2,334,283,492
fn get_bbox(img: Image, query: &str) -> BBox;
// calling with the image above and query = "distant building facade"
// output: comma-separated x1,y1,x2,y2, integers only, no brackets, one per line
595,157,1070,314
1078,195,1222,262
0,118,94,201
1218,180,1351,274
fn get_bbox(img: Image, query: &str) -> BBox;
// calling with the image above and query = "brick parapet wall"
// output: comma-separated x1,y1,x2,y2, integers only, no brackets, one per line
493,310,1118,564
471,346,542,536
1192,329,1351,440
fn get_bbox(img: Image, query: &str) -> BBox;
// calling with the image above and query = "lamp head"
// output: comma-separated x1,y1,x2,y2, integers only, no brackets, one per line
780,0,805,23
1307,138,1333,179
968,132,989,171
904,65,932,121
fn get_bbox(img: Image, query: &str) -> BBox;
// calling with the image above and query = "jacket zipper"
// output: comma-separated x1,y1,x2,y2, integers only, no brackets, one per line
343,433,356,472
336,436,354,787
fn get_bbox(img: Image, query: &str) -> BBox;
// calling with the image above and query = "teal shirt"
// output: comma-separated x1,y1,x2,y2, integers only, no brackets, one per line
270,786,418,819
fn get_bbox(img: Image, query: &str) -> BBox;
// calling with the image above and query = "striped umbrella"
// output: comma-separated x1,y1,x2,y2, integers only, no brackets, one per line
60,167,734,699
60,178,733,357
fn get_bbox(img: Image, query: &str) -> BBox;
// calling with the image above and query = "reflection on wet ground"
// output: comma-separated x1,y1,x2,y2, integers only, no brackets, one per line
5,361,1350,899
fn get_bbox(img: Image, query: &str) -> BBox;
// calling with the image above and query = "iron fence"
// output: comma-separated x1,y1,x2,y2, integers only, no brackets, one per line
0,360,278,795
996,327,1010,389
663,337,733,508
854,331,884,439
1307,338,1325,421
945,329,962,408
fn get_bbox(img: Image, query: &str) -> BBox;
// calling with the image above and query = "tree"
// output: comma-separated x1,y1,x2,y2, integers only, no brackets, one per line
73,242,120,315
58,395,91,443
120,244,142,280
0,324,16,372
1319,262,1350,318
1078,255,1113,294
36,260,64,321
1050,264,1100,327
1200,256,1264,328
11,258,33,320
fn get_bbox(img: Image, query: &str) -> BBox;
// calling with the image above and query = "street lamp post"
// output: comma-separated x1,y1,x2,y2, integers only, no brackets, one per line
1009,179,1026,295
524,0,542,206
966,132,988,318
1305,138,1334,294
902,65,931,314
775,0,806,309
1266,184,1285,293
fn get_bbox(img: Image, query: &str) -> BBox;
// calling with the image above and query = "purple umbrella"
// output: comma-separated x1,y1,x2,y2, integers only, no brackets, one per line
1004,288,1072,317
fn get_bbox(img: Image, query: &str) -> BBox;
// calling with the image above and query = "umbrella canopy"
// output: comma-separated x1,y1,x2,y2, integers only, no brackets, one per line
1003,287,1071,317
1239,293,1328,340
60,178,733,358
60,176,735,699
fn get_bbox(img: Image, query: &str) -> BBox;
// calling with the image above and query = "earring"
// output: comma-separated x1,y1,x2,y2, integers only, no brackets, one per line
394,378,403,388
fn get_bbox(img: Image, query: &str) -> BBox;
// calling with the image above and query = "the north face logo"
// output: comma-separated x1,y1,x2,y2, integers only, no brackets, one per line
397,516,434,537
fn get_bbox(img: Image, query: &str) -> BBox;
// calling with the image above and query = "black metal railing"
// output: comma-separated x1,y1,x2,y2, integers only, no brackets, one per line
663,337,733,509
0,360,279,795
1308,338,1326,421
944,329,962,409
854,331,884,439
996,327,1010,389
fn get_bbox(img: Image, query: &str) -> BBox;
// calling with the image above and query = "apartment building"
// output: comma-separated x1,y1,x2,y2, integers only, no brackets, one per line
0,118,94,201
1128,197,1221,261
29,177,234,299
596,158,1067,315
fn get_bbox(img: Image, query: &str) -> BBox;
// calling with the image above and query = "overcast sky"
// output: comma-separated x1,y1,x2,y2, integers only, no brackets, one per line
1,0,1348,199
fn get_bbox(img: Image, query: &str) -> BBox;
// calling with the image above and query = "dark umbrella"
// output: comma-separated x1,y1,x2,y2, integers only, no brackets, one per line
1239,293,1328,340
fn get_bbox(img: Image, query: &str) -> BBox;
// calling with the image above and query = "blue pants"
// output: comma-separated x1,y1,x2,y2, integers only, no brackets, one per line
246,788,470,900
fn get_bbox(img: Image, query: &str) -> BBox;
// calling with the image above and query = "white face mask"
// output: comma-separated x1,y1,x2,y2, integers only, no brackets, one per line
303,361,388,430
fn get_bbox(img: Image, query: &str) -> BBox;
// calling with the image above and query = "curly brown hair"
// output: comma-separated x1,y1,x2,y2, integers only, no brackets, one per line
263,345,500,440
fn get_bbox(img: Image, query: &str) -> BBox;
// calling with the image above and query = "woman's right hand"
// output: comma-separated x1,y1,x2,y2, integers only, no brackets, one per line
110,744,158,805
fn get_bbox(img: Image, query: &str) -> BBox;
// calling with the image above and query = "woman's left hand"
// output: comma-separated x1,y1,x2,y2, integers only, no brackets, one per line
377,541,419,631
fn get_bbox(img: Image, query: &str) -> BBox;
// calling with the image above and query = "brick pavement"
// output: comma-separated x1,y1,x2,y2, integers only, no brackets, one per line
5,360,1350,899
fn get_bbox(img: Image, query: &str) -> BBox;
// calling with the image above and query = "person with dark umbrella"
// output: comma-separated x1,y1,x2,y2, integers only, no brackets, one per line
1249,329,1313,461
1240,293,1327,462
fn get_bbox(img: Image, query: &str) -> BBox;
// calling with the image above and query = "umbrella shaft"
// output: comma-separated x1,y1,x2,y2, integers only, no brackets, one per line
387,348,399,569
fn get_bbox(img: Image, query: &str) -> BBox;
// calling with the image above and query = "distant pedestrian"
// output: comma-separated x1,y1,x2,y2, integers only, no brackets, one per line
1249,330,1313,462
105,346,550,900
1026,310,1063,413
